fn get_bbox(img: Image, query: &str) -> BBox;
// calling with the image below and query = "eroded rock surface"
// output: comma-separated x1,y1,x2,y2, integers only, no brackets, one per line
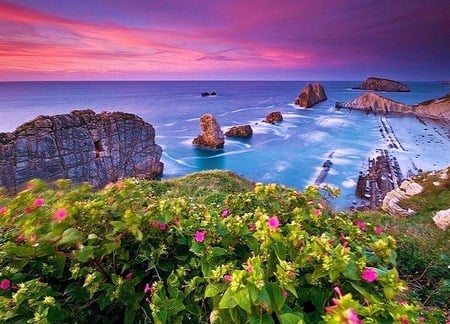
295,83,327,108
192,114,224,149
264,111,283,123
0,109,164,192
224,125,253,138
382,180,423,217
353,77,410,92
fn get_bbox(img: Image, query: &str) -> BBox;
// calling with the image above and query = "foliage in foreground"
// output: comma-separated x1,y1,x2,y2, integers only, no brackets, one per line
0,173,440,323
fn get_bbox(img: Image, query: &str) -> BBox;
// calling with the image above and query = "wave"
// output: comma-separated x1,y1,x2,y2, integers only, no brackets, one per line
315,116,353,127
342,178,357,188
162,152,196,168
298,131,328,143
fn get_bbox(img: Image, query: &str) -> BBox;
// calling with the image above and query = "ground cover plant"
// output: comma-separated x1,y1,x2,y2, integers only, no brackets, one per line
0,171,442,323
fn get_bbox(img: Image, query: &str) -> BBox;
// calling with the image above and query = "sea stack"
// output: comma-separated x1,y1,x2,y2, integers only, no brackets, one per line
0,109,164,192
192,114,225,149
224,125,253,138
295,83,327,108
264,111,283,123
353,77,410,92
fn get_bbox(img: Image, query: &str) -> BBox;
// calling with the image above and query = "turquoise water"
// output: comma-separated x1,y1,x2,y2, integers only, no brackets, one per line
0,81,449,208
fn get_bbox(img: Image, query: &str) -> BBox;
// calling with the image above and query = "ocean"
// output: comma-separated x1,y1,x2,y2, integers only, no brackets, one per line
0,81,449,209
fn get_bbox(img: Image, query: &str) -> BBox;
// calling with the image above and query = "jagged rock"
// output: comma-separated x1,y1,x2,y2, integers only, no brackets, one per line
433,208,450,230
413,93,450,121
382,180,423,217
192,114,224,149
353,77,410,92
264,111,283,123
295,83,327,108
224,125,253,138
0,109,163,192
349,92,411,114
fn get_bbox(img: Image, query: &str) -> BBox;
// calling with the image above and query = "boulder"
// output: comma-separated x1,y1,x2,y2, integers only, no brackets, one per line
295,83,327,108
264,111,283,123
192,114,224,149
0,109,164,192
433,208,450,231
224,125,253,138
353,77,410,92
382,180,423,217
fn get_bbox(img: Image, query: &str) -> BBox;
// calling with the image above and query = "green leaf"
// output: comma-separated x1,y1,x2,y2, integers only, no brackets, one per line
211,247,227,257
103,242,121,254
110,221,126,232
205,283,226,298
234,287,252,313
343,259,359,280
278,312,305,324
74,245,95,262
58,228,82,245
219,287,238,309
310,288,329,311
249,313,275,324
257,288,274,313
267,283,285,311
54,253,66,278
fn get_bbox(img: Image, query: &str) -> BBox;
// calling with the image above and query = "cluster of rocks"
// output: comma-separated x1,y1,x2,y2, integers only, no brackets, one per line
0,110,163,192
295,83,327,108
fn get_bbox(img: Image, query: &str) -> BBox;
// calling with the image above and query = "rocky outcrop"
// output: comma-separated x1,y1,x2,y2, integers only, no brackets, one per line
433,208,450,231
0,109,163,192
353,77,410,92
413,93,450,121
348,92,411,114
192,114,224,149
295,83,327,108
264,111,283,123
224,125,253,138
382,179,423,217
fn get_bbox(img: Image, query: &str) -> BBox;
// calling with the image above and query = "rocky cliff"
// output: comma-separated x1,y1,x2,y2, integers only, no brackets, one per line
353,77,410,92
344,92,450,121
0,109,163,192
192,114,225,149
295,83,327,108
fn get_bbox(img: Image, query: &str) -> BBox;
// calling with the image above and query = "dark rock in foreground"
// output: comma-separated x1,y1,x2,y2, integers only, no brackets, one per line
0,109,164,192
295,83,327,108
192,114,224,149
224,125,253,138
353,77,410,92
264,111,283,123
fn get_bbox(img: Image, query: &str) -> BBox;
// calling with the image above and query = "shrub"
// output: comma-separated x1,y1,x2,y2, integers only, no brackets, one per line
0,178,438,323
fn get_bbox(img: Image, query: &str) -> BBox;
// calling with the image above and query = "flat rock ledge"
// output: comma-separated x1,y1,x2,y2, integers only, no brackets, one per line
353,77,410,92
192,114,225,149
382,179,423,217
0,109,164,192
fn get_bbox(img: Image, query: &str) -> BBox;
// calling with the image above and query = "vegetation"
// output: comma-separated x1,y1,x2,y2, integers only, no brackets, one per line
0,170,446,323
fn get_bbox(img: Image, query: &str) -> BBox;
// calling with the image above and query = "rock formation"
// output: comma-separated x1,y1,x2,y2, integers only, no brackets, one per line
295,83,327,108
340,92,450,121
433,208,450,231
382,179,423,217
192,114,224,149
353,77,410,92
224,125,253,138
264,111,283,123
0,109,164,192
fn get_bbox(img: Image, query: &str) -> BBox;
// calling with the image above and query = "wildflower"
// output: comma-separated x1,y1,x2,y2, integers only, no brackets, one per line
343,308,361,324
268,216,280,229
34,198,45,207
355,220,366,231
194,231,206,243
0,206,7,214
15,234,25,243
223,274,232,282
145,297,151,304
333,286,343,298
314,209,321,216
399,316,409,324
248,222,256,231
53,208,68,221
246,265,253,272
0,279,11,290
43,296,55,306
221,208,229,218
282,289,288,298
158,222,167,230
144,283,151,293
375,226,383,235
361,268,378,282
125,273,133,280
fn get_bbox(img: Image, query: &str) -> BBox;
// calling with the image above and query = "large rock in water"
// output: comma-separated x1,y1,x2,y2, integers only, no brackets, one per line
0,109,164,192
192,114,224,149
353,77,410,92
264,111,283,123
224,125,253,138
349,92,412,114
295,83,327,108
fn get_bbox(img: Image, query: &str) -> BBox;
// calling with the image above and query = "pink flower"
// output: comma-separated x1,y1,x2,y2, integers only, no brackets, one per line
34,198,45,207
362,268,378,282
221,208,229,218
223,274,232,282
282,289,288,298
0,279,11,290
399,316,409,324
0,206,7,214
125,273,133,280
375,226,383,235
314,209,321,216
246,265,253,272
194,231,205,243
344,308,361,324
144,283,151,293
15,234,25,243
355,220,366,231
333,286,343,298
53,208,68,221
268,216,280,229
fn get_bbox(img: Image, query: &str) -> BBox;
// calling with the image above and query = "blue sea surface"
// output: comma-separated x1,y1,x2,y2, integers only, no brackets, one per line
0,81,449,209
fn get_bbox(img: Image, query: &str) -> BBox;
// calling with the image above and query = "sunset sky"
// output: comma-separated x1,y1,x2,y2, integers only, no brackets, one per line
0,0,448,81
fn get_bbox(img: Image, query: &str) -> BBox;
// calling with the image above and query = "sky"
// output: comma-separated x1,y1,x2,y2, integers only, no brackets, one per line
0,0,449,81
